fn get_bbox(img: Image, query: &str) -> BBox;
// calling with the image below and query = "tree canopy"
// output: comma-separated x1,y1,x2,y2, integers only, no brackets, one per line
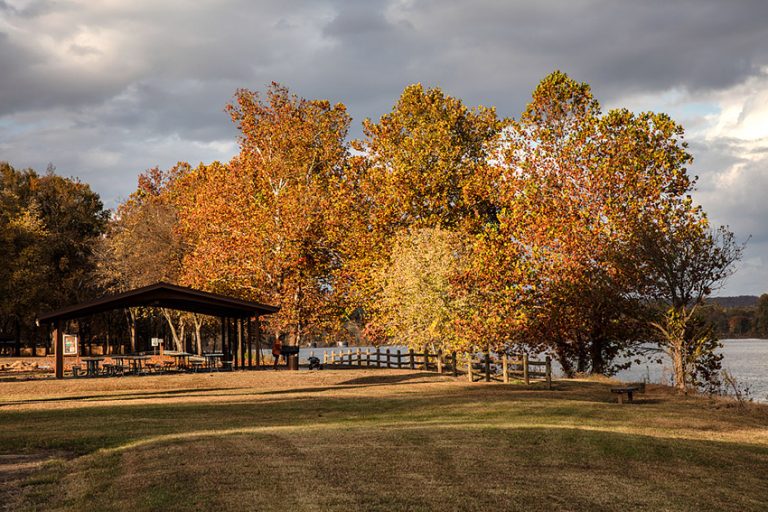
0,163,108,349
4,72,744,392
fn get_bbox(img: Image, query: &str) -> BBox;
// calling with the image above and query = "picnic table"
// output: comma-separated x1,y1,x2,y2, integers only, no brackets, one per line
166,352,193,369
81,356,105,377
109,356,129,375
123,355,153,375
189,356,206,372
203,352,223,370
611,386,640,404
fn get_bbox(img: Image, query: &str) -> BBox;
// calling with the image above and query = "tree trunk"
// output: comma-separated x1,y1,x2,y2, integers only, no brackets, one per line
179,321,186,353
161,308,184,351
575,338,590,374
590,337,606,375
192,314,203,355
127,308,137,353
555,342,574,378
671,341,687,392
654,306,692,393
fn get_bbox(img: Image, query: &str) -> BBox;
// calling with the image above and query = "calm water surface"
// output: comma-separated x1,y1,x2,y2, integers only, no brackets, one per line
613,339,768,402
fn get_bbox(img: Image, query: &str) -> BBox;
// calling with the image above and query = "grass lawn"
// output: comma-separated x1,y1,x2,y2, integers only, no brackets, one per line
1,369,767,511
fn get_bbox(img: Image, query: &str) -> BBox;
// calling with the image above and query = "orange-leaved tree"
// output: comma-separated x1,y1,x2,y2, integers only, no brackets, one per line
472,71,702,374
175,84,351,345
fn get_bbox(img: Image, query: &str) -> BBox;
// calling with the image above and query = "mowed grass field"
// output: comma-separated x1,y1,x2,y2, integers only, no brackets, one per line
1,370,767,512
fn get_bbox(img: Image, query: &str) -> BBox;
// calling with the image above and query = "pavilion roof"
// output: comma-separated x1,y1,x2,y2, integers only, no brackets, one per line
38,282,278,323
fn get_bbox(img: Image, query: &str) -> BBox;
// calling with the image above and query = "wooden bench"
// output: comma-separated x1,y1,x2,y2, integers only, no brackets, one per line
611,386,640,404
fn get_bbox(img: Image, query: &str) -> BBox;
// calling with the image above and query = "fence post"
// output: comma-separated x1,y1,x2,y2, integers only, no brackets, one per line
546,355,552,389
366,348,371,367
323,351,328,366
502,352,509,383
423,346,429,370
452,351,457,377
437,349,443,374
396,349,402,369
409,349,415,370
467,356,473,382
523,353,530,385
484,350,491,382
357,347,361,367
376,347,381,368
386,348,391,368
348,349,352,366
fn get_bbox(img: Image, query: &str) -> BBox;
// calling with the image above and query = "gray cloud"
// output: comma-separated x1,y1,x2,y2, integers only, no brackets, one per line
1,0,767,293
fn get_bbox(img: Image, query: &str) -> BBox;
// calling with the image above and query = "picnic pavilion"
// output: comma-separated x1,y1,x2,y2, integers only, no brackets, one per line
38,282,279,379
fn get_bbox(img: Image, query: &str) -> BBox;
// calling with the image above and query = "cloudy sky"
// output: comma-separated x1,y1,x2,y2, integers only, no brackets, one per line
1,0,767,295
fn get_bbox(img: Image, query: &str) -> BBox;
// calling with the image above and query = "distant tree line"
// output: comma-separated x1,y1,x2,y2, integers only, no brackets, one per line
1,72,746,393
700,295,768,339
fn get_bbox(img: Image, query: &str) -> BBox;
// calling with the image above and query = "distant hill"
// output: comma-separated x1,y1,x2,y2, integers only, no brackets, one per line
708,296,760,308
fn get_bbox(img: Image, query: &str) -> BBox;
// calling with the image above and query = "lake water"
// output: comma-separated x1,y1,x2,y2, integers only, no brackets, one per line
613,339,768,402
299,339,768,402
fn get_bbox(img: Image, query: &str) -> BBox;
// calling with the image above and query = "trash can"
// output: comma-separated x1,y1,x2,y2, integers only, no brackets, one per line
281,345,300,371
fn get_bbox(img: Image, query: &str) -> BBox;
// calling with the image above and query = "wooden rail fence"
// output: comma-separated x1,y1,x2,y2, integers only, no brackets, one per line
320,348,551,388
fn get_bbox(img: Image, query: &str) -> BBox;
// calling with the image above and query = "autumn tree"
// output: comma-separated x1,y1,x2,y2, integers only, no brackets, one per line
345,84,501,344
634,216,742,391
175,84,351,346
0,162,107,353
94,165,189,351
378,227,468,351
471,71,703,374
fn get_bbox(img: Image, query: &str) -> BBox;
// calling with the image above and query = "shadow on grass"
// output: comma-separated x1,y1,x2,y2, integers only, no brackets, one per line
338,372,441,386
0,377,662,410
0,387,246,407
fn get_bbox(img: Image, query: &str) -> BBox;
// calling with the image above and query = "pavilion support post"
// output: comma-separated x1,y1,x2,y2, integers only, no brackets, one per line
255,316,261,368
230,318,236,368
54,319,64,379
247,318,253,369
234,318,239,369
238,318,245,369
235,318,241,369
233,318,239,370
220,317,227,365
230,317,236,369
229,318,236,369
240,318,248,369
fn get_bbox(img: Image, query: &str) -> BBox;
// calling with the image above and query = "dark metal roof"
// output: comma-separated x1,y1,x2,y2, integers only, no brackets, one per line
38,282,279,323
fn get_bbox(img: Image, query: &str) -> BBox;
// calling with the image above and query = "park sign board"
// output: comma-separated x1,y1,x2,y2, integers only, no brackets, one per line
151,337,163,347
63,334,78,356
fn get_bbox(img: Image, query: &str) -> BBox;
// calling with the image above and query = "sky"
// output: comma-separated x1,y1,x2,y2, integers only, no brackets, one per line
1,0,767,296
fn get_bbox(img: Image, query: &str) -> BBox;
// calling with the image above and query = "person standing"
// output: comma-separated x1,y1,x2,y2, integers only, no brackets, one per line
272,338,282,370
